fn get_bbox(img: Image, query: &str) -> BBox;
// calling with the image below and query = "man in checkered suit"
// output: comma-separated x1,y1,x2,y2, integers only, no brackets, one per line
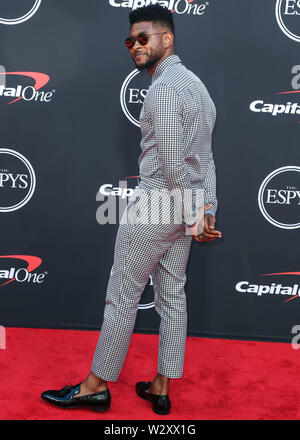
41,4,221,415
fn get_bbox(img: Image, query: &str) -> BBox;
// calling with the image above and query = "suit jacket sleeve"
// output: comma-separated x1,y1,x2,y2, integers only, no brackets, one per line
201,149,218,217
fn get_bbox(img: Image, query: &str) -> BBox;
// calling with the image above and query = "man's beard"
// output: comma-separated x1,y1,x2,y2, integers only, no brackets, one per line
134,53,162,71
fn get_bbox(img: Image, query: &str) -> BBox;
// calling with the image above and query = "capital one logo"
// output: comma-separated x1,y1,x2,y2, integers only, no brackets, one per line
258,166,300,229
0,0,41,25
109,0,209,16
0,149,36,213
0,65,54,105
235,272,300,303
120,69,150,126
249,65,300,123
276,0,300,42
0,255,47,286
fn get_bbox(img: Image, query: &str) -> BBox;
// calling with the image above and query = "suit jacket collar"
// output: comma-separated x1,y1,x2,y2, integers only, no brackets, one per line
151,54,181,84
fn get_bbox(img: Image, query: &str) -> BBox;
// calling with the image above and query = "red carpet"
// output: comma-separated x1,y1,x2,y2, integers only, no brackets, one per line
0,327,299,420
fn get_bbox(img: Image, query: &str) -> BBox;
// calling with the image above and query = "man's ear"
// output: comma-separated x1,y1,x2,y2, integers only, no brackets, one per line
164,31,174,49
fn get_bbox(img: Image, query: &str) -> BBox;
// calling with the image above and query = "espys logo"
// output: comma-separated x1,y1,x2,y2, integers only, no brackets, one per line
0,65,54,105
235,272,300,303
249,65,300,123
109,0,210,16
0,0,41,25
258,166,300,229
276,0,300,42
120,69,150,127
0,148,36,213
0,255,47,286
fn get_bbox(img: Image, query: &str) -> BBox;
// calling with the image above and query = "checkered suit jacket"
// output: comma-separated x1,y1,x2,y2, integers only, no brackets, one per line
138,54,217,226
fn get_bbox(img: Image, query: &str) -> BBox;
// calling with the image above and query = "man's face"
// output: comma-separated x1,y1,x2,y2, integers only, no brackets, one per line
128,21,167,71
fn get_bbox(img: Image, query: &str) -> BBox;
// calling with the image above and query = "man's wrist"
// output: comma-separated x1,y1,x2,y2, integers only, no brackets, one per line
204,209,215,217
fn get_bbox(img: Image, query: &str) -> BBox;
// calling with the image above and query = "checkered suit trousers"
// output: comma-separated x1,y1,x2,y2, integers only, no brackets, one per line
91,185,193,381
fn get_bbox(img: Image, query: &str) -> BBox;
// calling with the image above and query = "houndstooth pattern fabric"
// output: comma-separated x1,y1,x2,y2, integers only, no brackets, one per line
138,54,217,224
91,188,192,380
91,55,217,381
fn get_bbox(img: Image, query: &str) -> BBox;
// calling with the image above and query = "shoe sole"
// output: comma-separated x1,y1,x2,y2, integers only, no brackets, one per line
41,397,111,412
153,407,170,416
53,404,111,412
91,404,111,412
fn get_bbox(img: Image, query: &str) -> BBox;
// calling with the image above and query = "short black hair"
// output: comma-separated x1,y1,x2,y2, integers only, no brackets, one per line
129,4,174,35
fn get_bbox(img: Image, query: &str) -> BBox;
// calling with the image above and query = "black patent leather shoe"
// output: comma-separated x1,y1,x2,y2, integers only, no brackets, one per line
41,383,111,412
136,381,171,415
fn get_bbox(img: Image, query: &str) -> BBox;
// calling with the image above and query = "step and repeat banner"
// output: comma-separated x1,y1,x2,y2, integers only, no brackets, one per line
0,0,299,342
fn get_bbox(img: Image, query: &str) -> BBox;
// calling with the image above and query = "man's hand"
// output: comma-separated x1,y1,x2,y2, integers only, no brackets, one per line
188,204,222,242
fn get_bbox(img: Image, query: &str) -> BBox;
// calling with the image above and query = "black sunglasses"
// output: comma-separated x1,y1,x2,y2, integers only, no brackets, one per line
125,31,167,49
